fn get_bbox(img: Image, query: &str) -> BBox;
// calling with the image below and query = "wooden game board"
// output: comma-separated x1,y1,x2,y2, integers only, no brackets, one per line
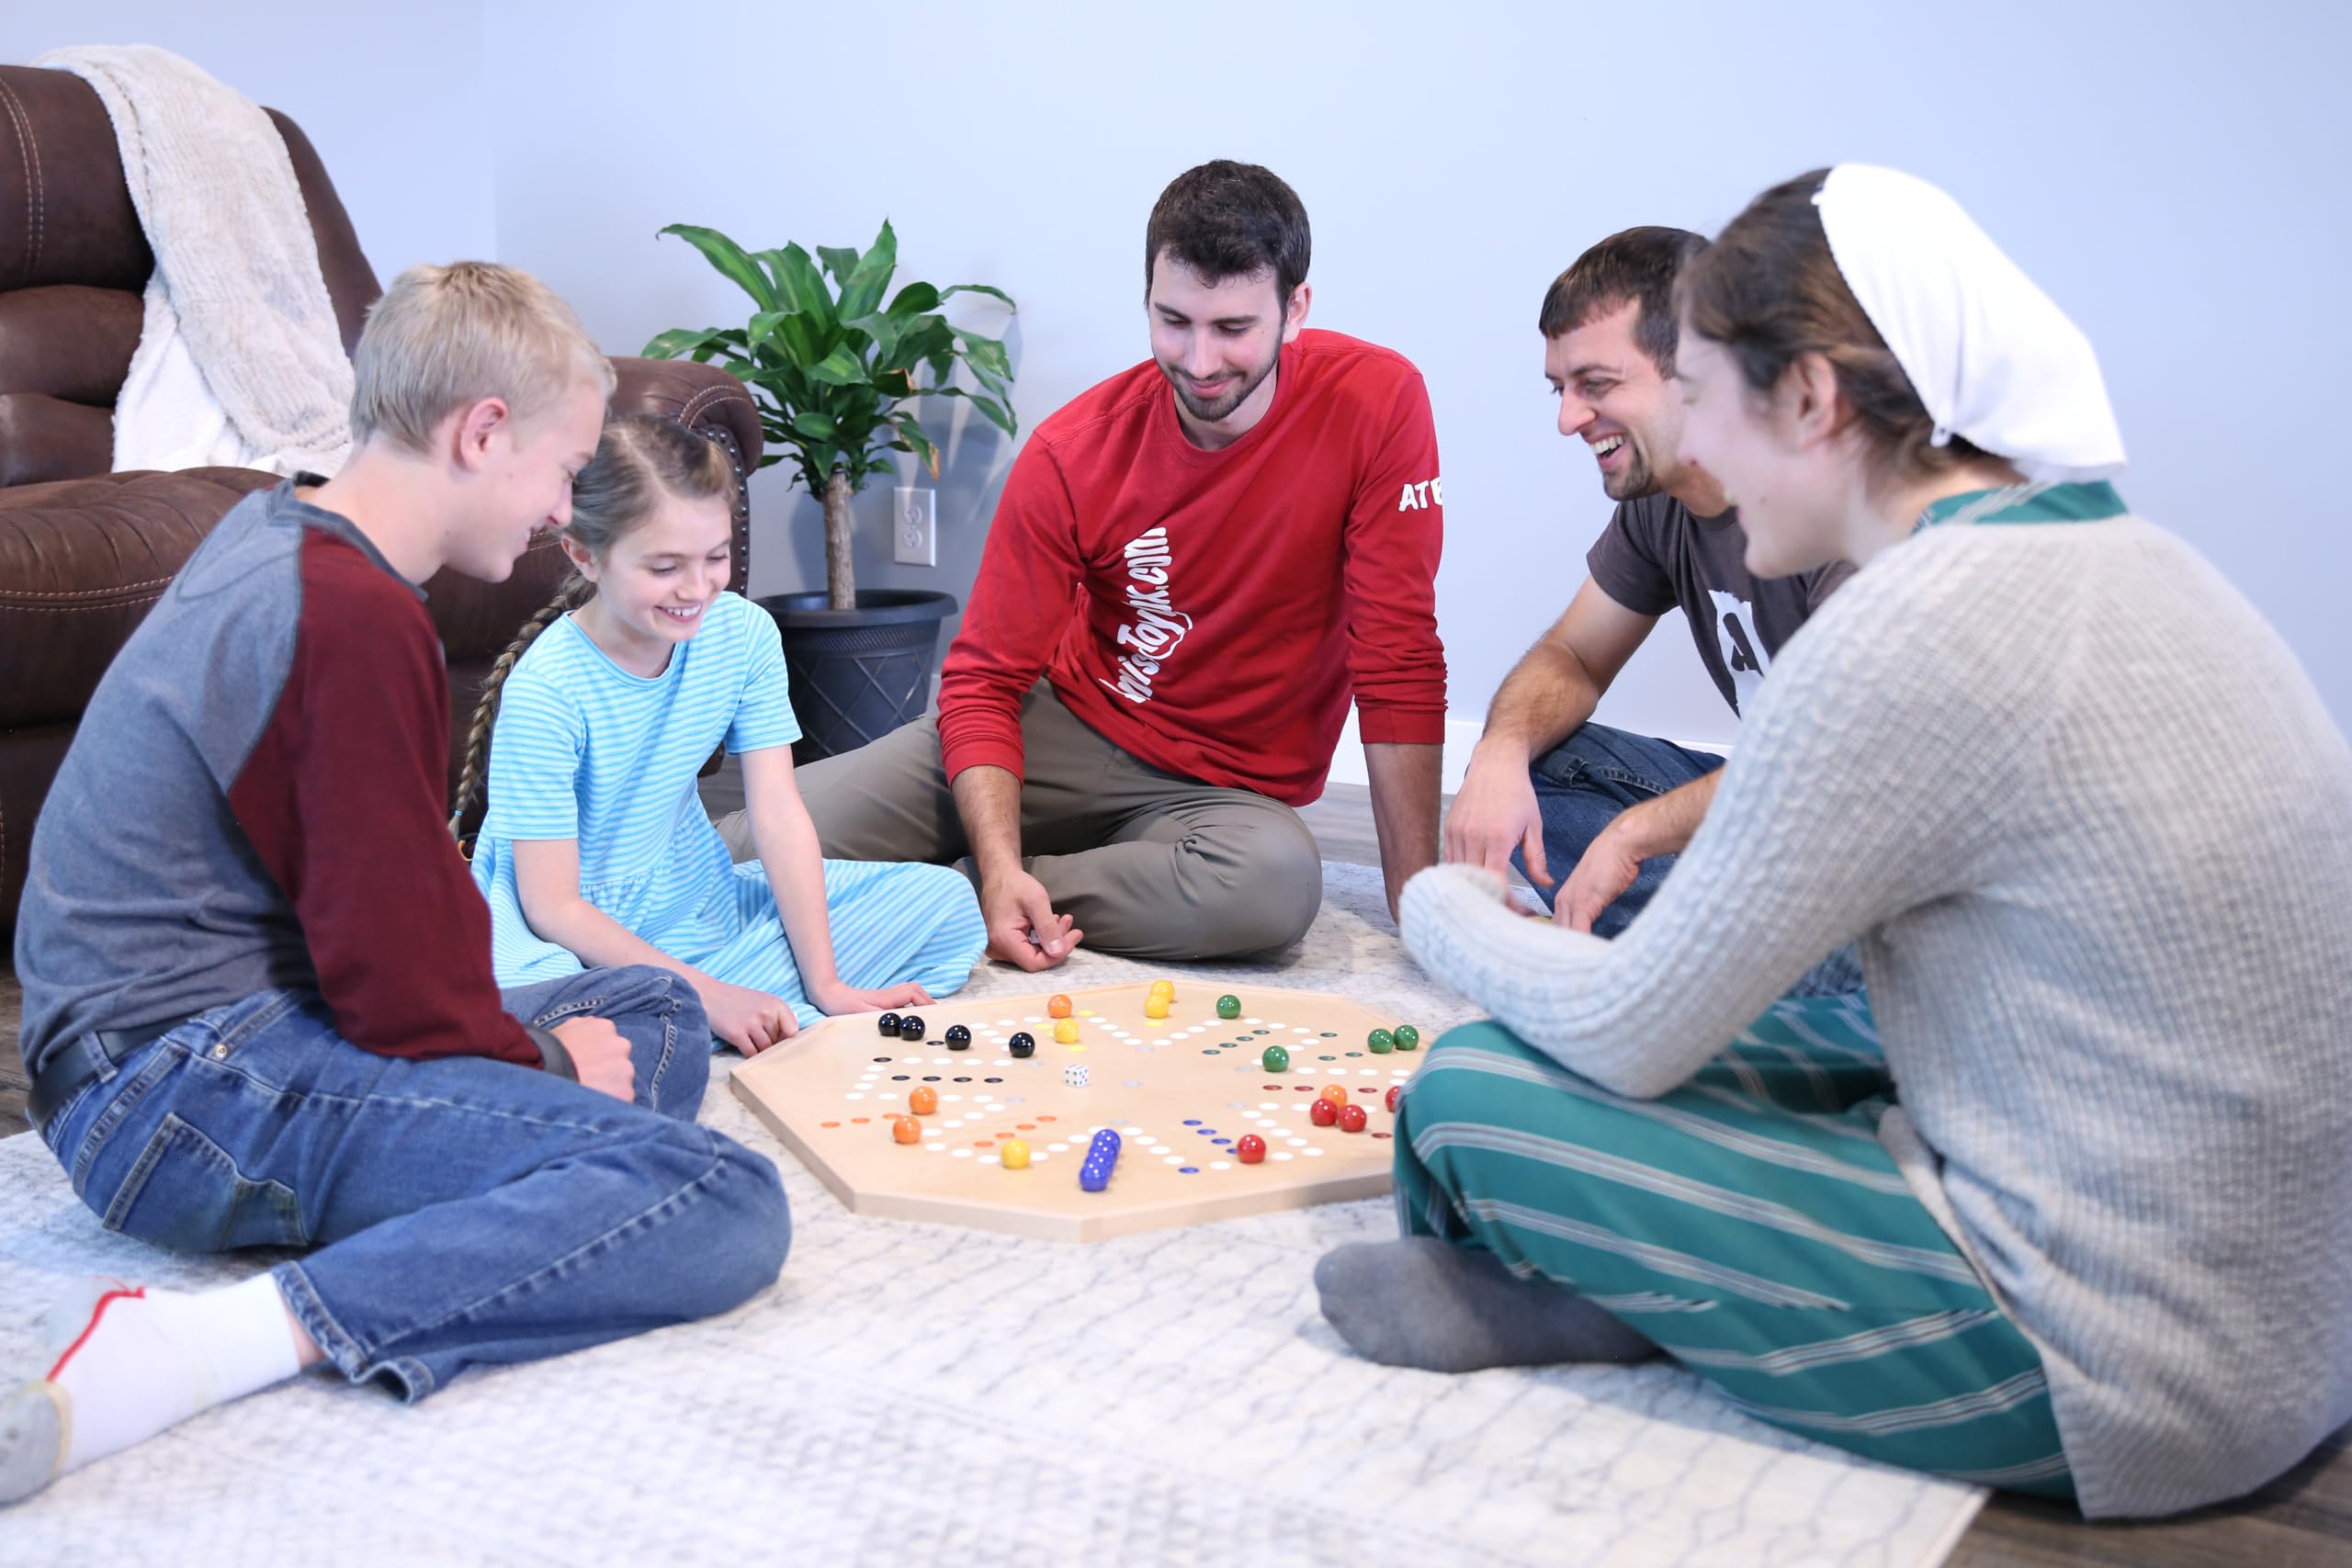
729,981,1428,1242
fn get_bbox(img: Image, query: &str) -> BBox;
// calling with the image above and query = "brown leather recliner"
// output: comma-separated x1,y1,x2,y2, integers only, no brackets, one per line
0,64,763,939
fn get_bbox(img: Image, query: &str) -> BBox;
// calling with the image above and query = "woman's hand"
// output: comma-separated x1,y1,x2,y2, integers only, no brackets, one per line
808,979,933,1019
699,979,800,1055
1558,818,1647,933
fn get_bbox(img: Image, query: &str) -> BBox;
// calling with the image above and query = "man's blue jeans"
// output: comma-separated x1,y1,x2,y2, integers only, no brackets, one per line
1520,723,1864,997
39,964,788,1402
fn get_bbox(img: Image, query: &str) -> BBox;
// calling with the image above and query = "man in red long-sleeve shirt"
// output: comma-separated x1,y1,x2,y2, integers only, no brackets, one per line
725,162,1447,968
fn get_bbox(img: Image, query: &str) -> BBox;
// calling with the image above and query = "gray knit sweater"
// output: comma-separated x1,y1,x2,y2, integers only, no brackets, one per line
1402,516,2352,1518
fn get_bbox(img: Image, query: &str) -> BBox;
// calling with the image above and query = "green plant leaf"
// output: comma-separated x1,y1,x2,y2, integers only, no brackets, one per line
942,283,1016,310
953,329,1012,384
746,310,792,350
885,281,941,320
882,316,955,376
762,245,838,326
805,347,869,386
792,411,838,440
658,224,778,311
694,335,746,365
815,245,862,283
893,413,940,478
837,220,899,321
917,385,1020,438
767,311,826,367
967,391,1019,437
968,364,1012,403
844,312,900,364
642,325,730,360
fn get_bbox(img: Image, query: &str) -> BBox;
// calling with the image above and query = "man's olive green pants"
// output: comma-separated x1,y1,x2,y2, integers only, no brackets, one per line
716,682,1323,962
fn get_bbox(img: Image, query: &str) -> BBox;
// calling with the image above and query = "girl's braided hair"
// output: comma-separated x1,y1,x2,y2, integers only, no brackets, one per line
448,413,741,840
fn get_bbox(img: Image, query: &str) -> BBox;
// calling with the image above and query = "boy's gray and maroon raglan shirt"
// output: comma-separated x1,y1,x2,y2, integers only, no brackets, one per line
15,479,555,1081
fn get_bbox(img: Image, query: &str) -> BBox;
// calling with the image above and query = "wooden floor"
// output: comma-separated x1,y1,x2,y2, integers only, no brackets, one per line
5,781,2346,1564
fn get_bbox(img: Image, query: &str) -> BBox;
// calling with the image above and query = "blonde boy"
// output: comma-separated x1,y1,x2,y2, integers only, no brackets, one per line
4,263,786,1505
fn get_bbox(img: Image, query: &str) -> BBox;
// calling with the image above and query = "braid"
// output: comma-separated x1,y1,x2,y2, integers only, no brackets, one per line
449,412,738,843
448,573,595,839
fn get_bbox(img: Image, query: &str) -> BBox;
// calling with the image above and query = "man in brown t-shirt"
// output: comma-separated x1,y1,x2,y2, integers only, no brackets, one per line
1444,227,1858,993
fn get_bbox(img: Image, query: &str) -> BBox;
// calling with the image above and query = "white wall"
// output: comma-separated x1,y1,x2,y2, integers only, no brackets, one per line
4,1,497,290
40,2,2346,746
484,0,2351,746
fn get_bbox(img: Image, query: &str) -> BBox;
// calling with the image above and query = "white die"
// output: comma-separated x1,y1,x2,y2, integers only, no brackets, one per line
1064,1064,1089,1088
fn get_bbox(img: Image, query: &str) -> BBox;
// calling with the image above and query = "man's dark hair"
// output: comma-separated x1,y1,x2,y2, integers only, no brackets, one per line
1145,161,1311,308
1537,226,1710,375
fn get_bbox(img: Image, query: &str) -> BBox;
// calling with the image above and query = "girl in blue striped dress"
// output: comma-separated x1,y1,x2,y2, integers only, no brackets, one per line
456,414,987,1054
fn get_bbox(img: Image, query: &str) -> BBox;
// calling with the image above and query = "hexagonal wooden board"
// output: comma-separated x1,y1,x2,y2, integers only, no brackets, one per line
729,980,1429,1242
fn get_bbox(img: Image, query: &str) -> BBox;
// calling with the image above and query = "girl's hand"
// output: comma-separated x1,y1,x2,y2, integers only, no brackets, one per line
701,980,800,1055
809,979,933,1019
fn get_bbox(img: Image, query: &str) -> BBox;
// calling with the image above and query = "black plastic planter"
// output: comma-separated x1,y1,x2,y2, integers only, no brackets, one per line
756,589,958,763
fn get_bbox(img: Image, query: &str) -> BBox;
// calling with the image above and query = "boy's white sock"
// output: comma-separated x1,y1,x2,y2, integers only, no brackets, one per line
1,1272,303,1504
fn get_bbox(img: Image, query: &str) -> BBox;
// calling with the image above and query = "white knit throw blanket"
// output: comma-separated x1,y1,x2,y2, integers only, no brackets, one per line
38,45,354,477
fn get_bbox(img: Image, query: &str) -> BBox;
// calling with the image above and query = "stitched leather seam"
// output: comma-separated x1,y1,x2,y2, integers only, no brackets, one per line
20,81,40,276
0,596,167,615
677,384,755,430
0,579,176,600
0,78,36,276
0,573,180,598
0,87,23,273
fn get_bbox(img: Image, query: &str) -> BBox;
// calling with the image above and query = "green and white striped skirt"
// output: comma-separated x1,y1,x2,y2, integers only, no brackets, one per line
1394,994,2075,1499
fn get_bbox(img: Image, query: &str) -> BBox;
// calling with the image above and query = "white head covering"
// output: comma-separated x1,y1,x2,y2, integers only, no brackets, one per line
1812,164,2126,482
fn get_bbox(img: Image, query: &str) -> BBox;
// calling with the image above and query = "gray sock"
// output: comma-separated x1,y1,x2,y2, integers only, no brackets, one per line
0,1381,66,1506
1315,1237,1657,1373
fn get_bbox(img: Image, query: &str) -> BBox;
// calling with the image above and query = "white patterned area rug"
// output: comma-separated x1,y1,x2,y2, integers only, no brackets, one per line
0,863,1985,1566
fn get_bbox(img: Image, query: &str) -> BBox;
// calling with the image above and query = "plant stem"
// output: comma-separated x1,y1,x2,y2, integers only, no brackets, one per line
823,468,857,612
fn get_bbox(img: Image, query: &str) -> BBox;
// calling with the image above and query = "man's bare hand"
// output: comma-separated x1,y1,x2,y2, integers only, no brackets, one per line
1444,744,1552,887
981,869,1081,972
551,1015,636,1102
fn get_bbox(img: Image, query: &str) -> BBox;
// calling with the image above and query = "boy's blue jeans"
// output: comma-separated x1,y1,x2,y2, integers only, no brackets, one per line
38,964,788,1401
1521,723,1865,998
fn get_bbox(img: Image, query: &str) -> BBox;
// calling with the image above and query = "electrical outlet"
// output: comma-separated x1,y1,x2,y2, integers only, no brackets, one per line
893,486,936,567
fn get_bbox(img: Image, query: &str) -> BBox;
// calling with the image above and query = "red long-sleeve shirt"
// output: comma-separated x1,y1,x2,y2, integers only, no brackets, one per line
939,329,1447,806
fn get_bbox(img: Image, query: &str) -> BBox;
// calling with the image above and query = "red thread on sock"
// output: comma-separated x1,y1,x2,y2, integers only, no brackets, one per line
45,1287,147,1382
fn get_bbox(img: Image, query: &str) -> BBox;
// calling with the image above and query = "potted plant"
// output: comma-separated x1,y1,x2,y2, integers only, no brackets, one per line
644,219,1016,759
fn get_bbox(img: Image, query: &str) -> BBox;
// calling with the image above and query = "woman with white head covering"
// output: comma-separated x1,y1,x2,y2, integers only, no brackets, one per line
1318,166,2352,1517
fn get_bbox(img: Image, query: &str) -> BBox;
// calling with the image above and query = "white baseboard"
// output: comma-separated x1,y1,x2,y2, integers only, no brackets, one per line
1322,709,1487,792
1322,707,1730,793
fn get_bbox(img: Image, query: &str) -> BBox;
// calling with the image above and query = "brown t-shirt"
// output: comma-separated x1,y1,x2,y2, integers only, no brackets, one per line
1587,494,1854,717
